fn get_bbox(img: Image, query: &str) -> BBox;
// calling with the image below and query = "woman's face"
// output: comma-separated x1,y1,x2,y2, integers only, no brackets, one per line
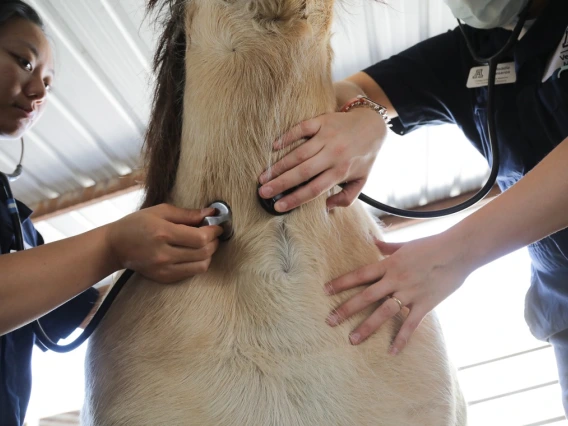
0,17,54,140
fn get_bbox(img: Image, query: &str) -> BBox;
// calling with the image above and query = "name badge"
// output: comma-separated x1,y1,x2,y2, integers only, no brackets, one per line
466,62,517,88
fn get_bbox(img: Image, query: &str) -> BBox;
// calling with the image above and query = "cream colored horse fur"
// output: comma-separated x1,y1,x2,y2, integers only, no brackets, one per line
83,1,467,424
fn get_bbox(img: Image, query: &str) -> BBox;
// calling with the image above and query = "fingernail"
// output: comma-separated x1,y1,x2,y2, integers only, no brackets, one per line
327,203,337,211
349,333,360,345
326,313,339,326
389,347,399,356
324,283,334,295
260,186,273,197
275,201,287,212
259,174,267,184
201,208,214,215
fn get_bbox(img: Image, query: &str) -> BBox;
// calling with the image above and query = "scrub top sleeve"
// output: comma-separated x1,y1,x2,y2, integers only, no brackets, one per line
363,28,472,135
28,220,44,247
34,287,100,351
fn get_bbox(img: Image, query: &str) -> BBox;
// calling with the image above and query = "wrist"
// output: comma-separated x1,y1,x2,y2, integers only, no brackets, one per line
442,219,496,276
340,95,392,129
437,226,480,277
98,224,123,274
333,80,366,109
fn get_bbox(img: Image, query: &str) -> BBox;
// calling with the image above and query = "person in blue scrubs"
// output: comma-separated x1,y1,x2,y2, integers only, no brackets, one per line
258,0,568,414
0,2,224,425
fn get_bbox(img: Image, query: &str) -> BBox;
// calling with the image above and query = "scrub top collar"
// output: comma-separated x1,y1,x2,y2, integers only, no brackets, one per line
514,0,568,69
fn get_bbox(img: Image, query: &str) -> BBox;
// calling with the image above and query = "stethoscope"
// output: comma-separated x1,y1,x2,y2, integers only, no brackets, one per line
265,1,533,219
0,139,233,352
0,138,102,351
361,2,532,218
0,3,532,352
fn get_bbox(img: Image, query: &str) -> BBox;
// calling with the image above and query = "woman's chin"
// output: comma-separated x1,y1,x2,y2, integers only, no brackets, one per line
0,120,30,140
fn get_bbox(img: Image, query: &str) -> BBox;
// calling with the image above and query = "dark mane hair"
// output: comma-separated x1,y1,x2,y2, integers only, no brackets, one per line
0,0,44,30
141,0,386,209
142,0,188,208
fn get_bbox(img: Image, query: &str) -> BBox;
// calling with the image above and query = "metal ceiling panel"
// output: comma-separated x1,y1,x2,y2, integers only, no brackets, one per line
0,0,490,215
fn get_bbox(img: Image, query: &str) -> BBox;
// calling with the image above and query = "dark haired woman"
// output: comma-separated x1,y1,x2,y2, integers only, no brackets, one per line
0,1,223,424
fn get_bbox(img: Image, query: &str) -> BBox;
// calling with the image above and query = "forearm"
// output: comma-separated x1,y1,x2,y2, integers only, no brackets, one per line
0,226,119,335
333,79,367,109
447,136,568,272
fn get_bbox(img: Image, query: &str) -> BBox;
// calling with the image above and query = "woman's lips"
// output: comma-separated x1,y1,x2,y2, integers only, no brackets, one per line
13,105,35,120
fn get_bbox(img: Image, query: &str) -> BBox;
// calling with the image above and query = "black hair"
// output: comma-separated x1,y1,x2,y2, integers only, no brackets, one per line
141,0,186,208
0,0,44,31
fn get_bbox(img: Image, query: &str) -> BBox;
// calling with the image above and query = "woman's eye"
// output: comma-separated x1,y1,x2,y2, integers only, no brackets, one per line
19,58,33,72
45,82,52,92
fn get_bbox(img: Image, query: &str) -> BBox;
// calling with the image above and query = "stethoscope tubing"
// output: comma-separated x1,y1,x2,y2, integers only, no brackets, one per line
0,3,532,352
354,3,532,218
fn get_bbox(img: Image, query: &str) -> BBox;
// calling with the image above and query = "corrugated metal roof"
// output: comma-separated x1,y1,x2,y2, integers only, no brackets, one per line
1,0,490,220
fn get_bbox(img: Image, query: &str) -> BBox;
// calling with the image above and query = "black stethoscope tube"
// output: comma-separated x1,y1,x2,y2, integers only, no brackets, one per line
1,3,533,352
355,2,532,218
0,173,24,251
32,269,134,352
0,169,135,352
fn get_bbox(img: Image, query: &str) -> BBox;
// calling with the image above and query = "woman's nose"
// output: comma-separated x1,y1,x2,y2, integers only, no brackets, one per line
24,74,48,103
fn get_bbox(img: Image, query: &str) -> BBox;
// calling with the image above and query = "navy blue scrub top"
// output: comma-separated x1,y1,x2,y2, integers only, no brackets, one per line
364,0,568,341
0,196,99,426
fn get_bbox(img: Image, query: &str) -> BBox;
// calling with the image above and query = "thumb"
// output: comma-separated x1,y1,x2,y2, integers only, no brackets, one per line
374,239,405,255
155,204,216,226
327,181,364,209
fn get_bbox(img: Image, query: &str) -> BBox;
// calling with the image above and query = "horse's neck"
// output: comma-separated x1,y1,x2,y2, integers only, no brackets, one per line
172,48,335,209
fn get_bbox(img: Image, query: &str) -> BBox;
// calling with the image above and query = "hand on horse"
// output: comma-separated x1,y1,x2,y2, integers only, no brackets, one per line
258,107,387,213
324,235,472,355
105,204,223,284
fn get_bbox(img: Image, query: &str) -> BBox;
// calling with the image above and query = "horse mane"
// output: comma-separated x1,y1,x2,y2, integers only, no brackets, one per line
141,0,385,209
142,0,189,208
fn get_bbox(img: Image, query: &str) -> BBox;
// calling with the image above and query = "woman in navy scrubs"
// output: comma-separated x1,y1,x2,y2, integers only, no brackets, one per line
0,2,223,425
259,0,568,414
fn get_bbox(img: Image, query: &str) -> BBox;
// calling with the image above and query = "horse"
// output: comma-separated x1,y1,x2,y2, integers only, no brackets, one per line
82,1,467,424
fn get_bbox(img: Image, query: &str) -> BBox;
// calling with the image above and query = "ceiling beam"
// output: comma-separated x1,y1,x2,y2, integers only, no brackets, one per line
30,170,145,222
31,174,501,229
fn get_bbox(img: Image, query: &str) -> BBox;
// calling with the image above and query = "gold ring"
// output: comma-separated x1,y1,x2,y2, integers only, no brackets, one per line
390,296,403,311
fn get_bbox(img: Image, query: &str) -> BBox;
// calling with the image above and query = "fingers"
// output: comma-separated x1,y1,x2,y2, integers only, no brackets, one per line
141,230,222,283
168,224,223,248
388,309,425,355
325,261,387,295
270,168,343,213
273,118,321,151
148,258,214,284
151,204,216,226
167,238,220,264
326,280,395,328
259,140,324,188
347,296,405,345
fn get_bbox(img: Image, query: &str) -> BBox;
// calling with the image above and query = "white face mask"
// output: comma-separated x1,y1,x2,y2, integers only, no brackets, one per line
443,0,531,29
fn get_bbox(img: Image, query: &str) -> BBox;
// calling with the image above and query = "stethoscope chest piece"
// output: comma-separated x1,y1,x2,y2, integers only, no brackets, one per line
257,183,290,216
201,201,234,241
